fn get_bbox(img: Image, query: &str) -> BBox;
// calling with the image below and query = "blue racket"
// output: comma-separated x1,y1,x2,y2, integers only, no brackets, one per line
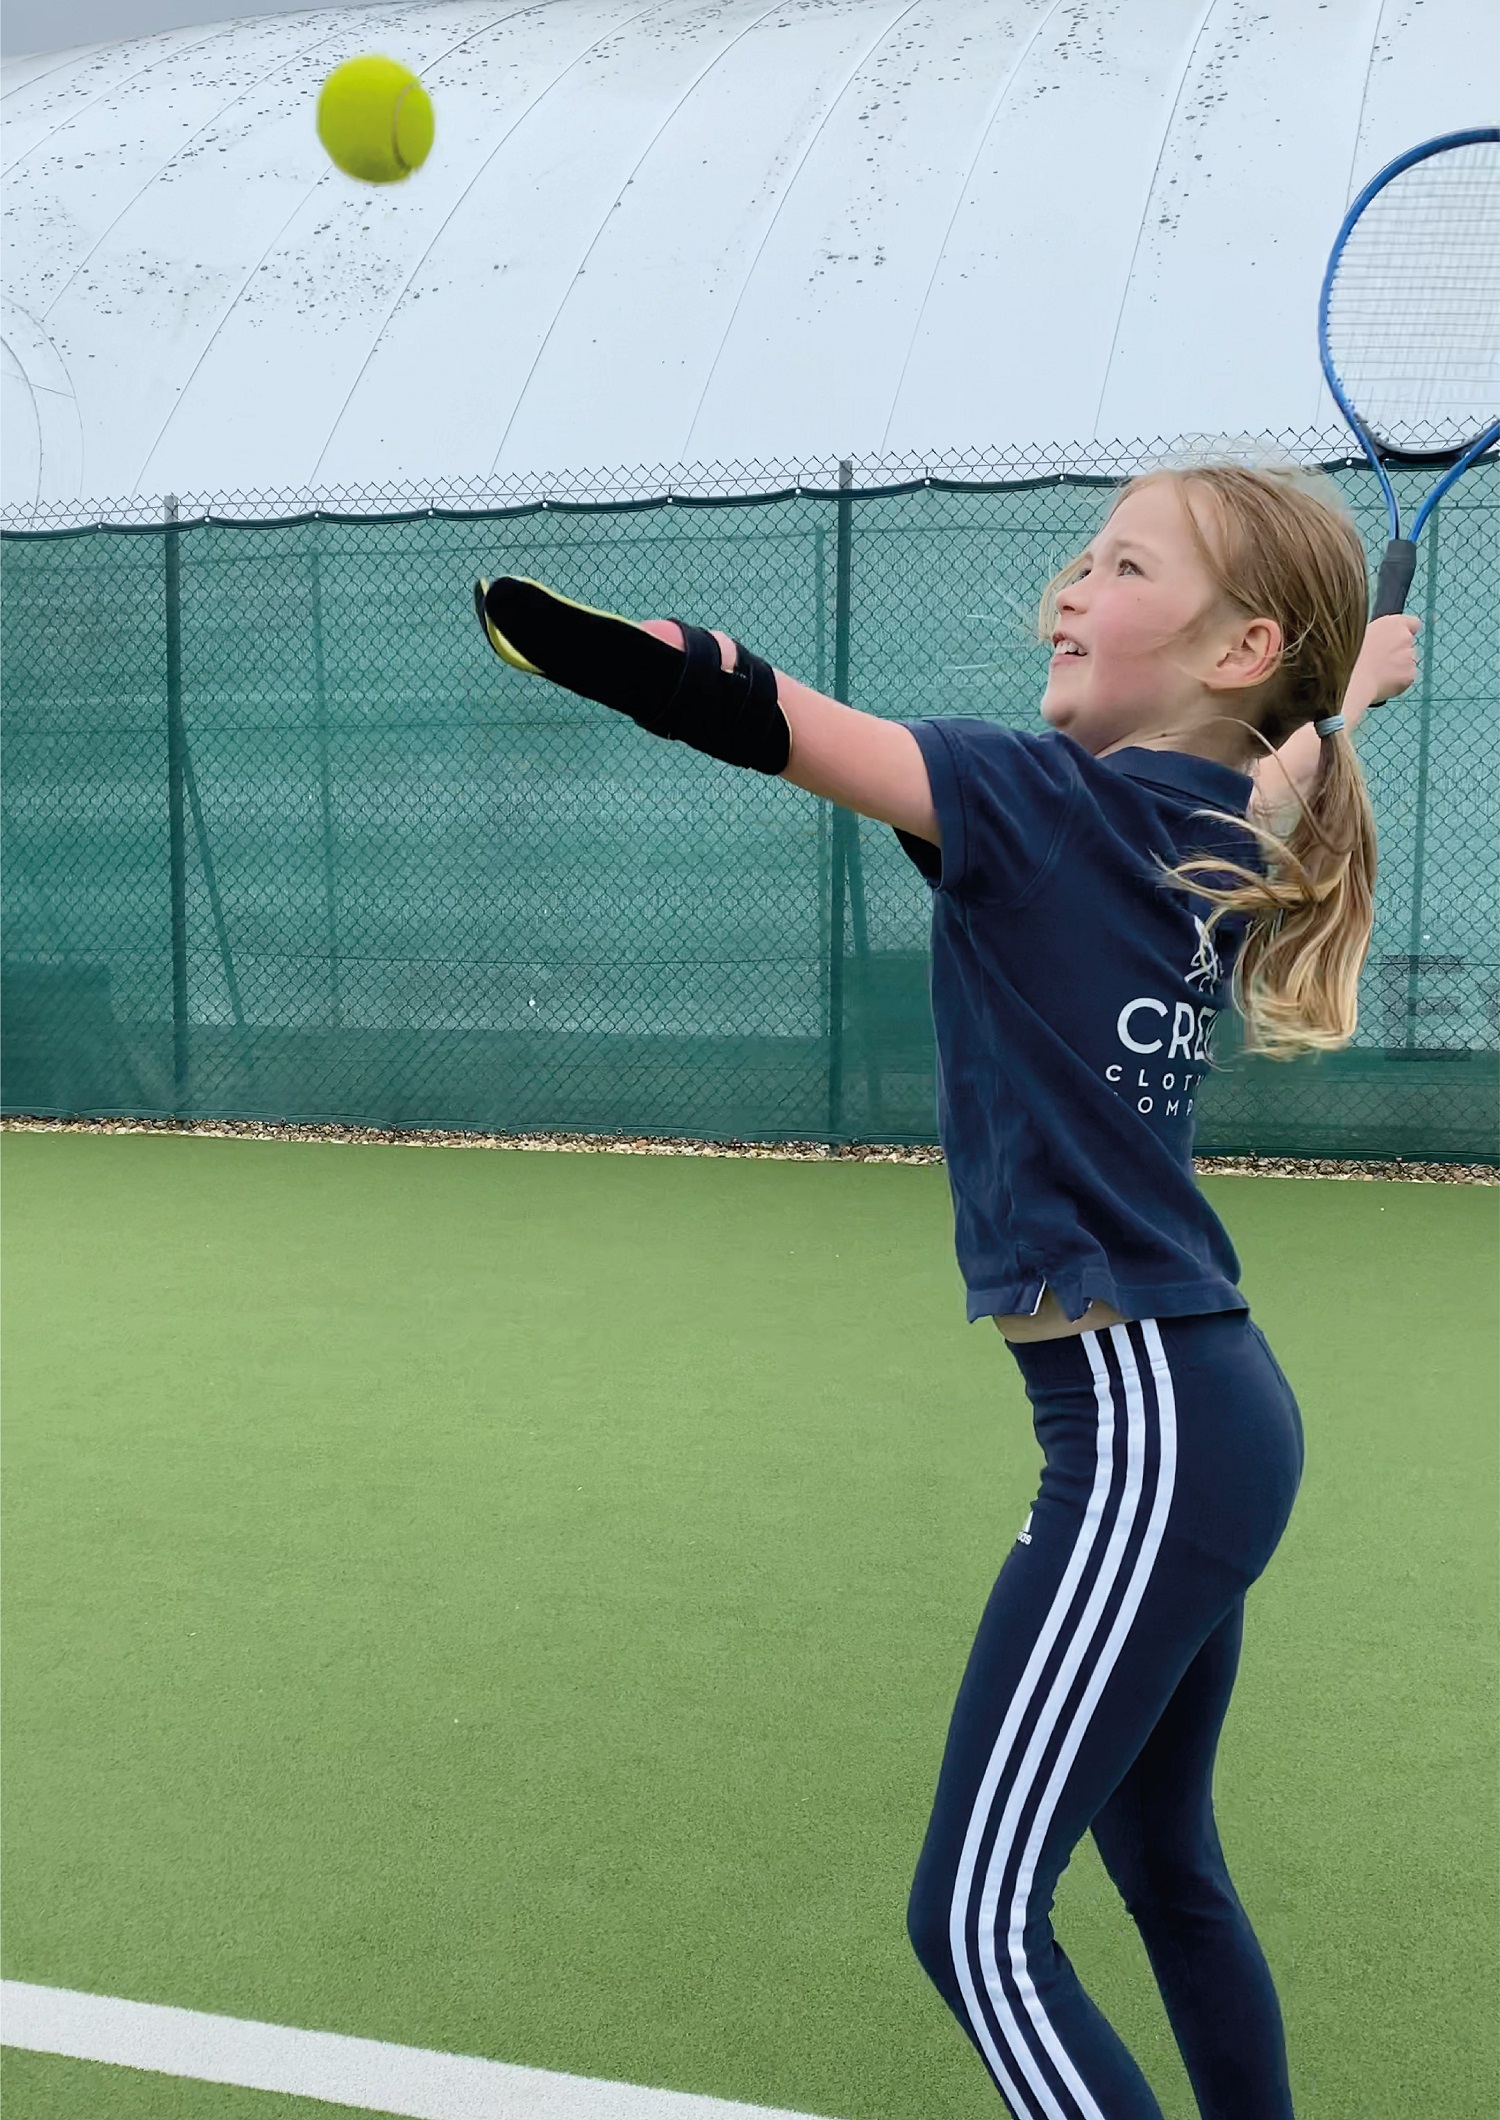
1318,126,1500,616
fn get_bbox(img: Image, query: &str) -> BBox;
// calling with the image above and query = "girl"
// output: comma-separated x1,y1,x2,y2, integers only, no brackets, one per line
474,462,1418,2119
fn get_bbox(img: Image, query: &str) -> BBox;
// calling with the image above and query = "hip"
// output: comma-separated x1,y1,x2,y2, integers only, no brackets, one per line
1006,1311,1305,1588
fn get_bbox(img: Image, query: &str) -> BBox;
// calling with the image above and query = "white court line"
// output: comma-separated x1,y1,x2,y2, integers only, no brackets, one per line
0,1983,839,2120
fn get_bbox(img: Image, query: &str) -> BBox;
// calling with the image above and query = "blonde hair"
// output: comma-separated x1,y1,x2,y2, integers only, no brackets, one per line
1041,463,1377,1059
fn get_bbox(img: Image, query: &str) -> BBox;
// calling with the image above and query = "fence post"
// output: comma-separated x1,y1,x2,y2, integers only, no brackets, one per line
826,462,855,1138
311,540,344,1028
164,495,189,1111
813,522,830,1037
1402,503,1441,1051
814,522,828,693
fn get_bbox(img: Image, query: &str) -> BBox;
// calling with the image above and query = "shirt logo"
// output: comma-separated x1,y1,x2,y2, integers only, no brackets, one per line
1016,1509,1034,1547
1107,909,1222,1118
1186,915,1222,993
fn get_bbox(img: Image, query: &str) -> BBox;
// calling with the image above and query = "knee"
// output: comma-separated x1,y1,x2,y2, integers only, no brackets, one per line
1107,1845,1239,1930
1095,1809,1233,1928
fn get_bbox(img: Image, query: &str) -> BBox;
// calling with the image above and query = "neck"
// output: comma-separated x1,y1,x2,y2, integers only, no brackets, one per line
1100,718,1258,772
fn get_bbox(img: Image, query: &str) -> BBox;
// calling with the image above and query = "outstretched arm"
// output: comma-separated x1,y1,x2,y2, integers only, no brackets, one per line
1252,613,1420,820
638,621,940,843
473,577,941,840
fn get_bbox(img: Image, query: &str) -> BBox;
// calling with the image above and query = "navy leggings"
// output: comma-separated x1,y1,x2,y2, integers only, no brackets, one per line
908,1311,1305,2119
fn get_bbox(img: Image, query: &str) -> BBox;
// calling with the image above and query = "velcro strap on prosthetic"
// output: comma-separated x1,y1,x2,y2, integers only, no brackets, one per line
663,622,787,773
474,577,789,774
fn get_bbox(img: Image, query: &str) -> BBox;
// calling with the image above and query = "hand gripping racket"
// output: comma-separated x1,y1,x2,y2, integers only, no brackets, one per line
1318,126,1500,615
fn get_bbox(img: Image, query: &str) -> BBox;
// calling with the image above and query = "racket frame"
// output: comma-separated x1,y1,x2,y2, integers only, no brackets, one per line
1317,125,1500,611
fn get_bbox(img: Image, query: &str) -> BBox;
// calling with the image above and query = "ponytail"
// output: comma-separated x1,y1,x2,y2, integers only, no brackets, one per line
1109,463,1378,1059
1174,730,1377,1058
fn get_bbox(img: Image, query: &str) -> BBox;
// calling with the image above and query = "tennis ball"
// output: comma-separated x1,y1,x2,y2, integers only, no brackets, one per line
316,55,434,185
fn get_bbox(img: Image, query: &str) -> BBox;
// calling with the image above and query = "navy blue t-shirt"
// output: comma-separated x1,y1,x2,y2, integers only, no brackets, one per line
896,722,1257,1325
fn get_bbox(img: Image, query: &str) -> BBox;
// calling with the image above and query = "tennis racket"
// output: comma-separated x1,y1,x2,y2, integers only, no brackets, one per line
1318,126,1500,616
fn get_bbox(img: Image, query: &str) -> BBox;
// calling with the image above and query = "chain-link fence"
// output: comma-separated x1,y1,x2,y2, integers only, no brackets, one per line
3,437,1496,1161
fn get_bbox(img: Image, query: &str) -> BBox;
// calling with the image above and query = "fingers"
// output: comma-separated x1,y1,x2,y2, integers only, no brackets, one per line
1364,615,1420,654
1362,612,1419,702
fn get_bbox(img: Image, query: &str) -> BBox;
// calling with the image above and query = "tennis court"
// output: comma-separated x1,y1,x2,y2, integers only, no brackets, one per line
3,1125,1495,2119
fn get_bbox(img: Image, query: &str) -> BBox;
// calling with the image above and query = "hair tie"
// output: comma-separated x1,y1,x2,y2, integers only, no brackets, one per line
1313,712,1345,738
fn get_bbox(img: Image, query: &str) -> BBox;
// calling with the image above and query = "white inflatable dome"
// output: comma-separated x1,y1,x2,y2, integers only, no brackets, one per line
2,0,1495,511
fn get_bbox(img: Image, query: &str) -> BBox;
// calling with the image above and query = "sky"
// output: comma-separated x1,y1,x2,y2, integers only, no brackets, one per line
1,0,401,59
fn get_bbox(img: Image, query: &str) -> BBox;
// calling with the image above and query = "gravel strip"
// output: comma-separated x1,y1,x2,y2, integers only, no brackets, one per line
3,1115,1494,1183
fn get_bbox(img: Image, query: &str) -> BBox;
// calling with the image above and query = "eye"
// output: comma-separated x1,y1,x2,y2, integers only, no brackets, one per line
1118,558,1141,575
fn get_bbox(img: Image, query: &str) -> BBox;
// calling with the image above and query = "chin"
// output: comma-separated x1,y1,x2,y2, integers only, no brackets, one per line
1041,690,1089,739
1042,686,1133,755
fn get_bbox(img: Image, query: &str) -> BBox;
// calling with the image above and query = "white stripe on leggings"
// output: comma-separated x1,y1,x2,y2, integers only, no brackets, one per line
1006,1324,1177,2118
944,1327,1122,2115
973,1325,1152,2119
955,1323,1176,2120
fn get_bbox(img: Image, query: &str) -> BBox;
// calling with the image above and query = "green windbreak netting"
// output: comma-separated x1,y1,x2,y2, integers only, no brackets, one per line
3,453,1497,1161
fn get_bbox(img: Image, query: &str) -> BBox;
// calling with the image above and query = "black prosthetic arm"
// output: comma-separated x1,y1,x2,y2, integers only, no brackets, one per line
474,576,790,775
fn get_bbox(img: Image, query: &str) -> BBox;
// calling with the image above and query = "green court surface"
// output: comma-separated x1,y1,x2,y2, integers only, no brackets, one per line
2,1131,1496,2120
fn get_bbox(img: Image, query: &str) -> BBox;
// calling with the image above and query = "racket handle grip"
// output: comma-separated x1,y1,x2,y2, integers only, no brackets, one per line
1372,539,1418,617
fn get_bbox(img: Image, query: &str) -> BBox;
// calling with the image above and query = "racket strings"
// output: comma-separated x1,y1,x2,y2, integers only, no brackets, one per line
1325,140,1500,448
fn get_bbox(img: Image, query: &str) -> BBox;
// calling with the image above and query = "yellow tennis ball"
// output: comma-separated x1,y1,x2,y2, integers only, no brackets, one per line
316,55,434,185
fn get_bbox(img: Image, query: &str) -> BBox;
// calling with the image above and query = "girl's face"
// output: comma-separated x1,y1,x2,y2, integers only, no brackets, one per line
1040,480,1253,755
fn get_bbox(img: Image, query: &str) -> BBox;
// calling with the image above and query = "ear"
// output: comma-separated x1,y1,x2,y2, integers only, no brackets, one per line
1204,615,1282,695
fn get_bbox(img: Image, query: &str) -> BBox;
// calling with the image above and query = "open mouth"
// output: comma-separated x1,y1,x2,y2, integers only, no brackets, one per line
1050,635,1087,661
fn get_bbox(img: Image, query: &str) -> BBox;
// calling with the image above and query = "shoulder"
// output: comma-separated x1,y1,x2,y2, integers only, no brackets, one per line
906,719,1080,775
906,720,1086,818
897,721,1085,903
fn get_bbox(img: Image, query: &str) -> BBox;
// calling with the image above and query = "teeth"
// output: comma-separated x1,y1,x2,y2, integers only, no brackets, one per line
1056,640,1084,655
